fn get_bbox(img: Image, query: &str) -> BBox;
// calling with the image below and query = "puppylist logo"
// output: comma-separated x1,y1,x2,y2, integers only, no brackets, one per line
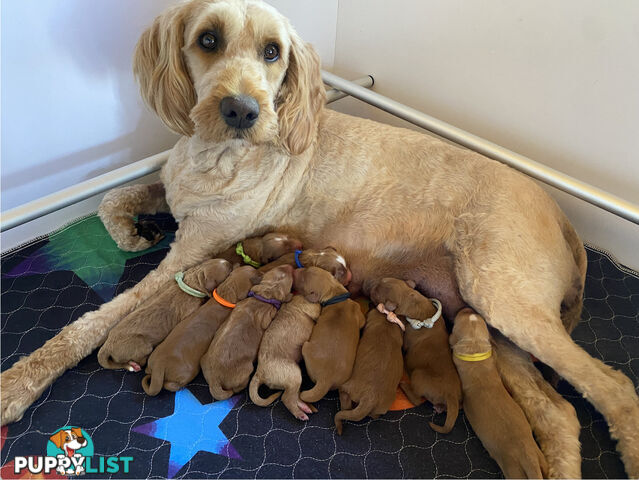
13,426,133,475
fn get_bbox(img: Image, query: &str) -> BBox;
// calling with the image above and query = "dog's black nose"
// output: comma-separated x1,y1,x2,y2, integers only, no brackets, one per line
220,95,260,129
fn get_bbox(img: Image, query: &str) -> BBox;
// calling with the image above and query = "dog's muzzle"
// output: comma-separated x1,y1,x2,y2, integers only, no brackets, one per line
220,95,260,129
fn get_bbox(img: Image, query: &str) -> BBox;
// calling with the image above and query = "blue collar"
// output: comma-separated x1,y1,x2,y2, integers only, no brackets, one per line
320,292,351,307
294,250,304,268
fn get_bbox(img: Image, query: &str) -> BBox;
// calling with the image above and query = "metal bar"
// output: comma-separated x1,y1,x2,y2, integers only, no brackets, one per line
0,75,375,232
326,75,374,102
321,71,639,225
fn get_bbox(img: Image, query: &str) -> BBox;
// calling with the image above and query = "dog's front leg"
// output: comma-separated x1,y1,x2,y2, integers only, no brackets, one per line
0,218,236,425
98,182,169,252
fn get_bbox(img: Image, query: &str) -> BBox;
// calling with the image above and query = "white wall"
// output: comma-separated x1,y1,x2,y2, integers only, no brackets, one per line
331,0,639,269
0,0,338,251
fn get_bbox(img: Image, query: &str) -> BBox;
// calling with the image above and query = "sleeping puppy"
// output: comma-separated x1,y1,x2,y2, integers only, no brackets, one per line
249,295,321,420
97,258,232,371
451,308,548,479
293,267,366,403
141,266,262,395
370,277,461,433
216,232,302,268
258,247,351,285
201,265,294,400
334,308,404,434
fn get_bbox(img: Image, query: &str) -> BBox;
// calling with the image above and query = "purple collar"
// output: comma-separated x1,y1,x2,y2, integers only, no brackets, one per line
248,291,282,310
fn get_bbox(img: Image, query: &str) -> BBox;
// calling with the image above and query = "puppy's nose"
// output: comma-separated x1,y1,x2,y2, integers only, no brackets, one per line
220,95,260,129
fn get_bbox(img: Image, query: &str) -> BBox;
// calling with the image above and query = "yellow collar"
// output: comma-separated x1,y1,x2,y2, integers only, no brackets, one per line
453,349,492,362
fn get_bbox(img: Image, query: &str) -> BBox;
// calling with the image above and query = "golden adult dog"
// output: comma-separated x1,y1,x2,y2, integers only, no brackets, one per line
3,1,637,476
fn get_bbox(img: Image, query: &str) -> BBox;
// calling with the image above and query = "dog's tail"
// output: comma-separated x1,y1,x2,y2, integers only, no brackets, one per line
209,381,234,401
249,373,282,407
141,368,164,396
299,379,332,404
429,394,459,434
334,399,373,435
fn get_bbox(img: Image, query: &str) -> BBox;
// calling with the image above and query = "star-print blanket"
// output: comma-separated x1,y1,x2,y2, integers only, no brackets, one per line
2,213,638,478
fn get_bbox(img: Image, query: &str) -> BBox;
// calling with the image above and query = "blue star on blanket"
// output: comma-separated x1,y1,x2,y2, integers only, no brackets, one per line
132,389,241,478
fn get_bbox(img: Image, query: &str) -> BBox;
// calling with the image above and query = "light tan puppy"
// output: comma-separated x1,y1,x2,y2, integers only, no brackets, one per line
249,295,321,420
8,2,639,477
216,233,302,268
141,266,262,395
370,277,461,433
292,267,365,403
201,265,294,400
258,247,351,286
97,258,232,371
334,309,404,435
451,308,548,479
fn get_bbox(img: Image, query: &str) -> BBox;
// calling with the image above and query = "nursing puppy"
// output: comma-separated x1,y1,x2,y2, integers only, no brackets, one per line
451,308,548,479
249,295,321,420
201,265,294,400
217,232,302,268
370,277,461,433
293,267,366,403
97,258,232,371
334,308,404,434
258,247,351,286
141,266,262,395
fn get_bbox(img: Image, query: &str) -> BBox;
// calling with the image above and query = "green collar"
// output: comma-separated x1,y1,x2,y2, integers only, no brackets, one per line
174,271,208,298
236,242,261,268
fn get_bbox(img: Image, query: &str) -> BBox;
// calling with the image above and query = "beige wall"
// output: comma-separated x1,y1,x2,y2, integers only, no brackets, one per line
331,0,639,269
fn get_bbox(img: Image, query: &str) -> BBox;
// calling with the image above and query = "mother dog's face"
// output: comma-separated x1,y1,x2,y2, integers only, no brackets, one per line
134,0,325,155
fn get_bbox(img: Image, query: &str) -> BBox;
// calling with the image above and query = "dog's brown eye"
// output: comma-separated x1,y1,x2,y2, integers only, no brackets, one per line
264,43,279,62
199,32,217,50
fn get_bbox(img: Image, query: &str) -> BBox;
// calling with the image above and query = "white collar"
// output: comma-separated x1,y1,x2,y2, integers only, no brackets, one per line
405,298,443,329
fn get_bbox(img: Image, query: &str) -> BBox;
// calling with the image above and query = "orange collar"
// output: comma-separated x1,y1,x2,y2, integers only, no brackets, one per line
212,289,236,308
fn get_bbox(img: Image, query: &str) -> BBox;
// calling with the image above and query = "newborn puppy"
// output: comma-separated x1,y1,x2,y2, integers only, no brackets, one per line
259,247,352,285
141,266,262,395
334,308,404,434
451,308,548,479
201,265,294,400
98,258,232,371
249,295,321,420
217,233,302,268
370,277,461,433
293,267,365,403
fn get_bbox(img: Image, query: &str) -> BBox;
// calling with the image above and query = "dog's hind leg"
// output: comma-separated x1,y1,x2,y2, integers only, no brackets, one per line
98,182,169,252
1,223,220,425
493,333,581,479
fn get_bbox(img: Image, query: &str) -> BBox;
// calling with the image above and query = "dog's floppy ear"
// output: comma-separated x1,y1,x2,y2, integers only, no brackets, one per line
71,427,83,438
277,31,326,155
133,3,196,136
49,431,67,449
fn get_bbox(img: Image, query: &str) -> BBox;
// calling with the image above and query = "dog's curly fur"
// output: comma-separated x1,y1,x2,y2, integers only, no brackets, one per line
3,0,639,476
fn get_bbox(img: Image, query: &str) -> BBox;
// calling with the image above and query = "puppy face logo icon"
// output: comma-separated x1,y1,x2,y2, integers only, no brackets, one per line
46,426,94,475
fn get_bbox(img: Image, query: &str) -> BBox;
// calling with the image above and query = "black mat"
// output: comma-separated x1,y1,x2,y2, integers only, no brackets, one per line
1,213,637,478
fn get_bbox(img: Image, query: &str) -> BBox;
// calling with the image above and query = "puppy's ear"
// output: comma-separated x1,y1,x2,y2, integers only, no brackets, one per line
384,301,398,312
133,3,196,136
49,431,66,449
405,279,417,289
305,291,320,303
250,271,264,285
277,31,325,155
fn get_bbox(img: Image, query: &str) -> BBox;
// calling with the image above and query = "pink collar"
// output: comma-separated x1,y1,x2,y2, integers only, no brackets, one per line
376,304,405,331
